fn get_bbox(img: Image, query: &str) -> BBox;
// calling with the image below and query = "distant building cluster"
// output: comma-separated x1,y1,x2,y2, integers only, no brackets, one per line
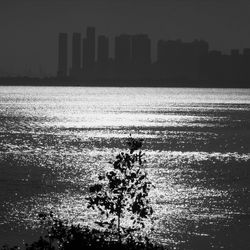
57,27,250,84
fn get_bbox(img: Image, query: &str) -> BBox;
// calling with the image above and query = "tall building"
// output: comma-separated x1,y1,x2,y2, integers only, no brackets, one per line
71,32,81,76
156,39,183,78
82,38,87,71
157,39,183,63
57,33,68,77
156,39,209,80
85,27,95,70
115,34,131,65
131,34,151,66
97,35,109,64
242,48,250,82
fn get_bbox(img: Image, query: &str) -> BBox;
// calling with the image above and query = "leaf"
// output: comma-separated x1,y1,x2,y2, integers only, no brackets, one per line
89,184,103,193
86,137,154,238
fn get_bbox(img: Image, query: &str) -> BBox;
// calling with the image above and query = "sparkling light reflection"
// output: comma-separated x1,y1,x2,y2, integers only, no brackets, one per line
0,87,250,249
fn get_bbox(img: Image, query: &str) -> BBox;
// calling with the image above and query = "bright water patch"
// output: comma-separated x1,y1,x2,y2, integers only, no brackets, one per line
0,87,250,249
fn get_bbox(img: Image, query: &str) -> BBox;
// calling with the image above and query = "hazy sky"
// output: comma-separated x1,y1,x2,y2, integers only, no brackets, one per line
0,0,250,76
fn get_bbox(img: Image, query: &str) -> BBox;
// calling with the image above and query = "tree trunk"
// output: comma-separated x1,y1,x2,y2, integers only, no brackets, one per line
118,214,121,244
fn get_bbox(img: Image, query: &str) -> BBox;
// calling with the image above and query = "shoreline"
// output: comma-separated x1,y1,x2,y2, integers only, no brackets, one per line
0,77,249,88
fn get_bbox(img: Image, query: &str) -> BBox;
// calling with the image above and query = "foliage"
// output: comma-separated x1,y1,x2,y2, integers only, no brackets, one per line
1,137,165,250
86,137,154,243
1,211,164,250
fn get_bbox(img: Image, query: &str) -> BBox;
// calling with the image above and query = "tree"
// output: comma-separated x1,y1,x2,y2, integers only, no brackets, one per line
1,138,164,250
86,137,153,244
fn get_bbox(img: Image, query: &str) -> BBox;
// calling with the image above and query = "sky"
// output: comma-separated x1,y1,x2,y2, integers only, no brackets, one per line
0,0,250,76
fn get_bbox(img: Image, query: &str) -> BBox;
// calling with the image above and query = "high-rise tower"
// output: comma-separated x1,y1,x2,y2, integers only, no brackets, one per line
71,32,81,77
97,35,109,64
82,38,87,71
85,27,95,71
57,33,68,77
131,34,151,66
115,34,131,65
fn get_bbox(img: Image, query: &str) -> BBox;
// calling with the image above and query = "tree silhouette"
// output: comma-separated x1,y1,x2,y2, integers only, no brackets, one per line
1,138,164,250
86,137,153,243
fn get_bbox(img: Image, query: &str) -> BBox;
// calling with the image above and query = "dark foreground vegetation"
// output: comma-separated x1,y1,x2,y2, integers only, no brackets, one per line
2,214,163,250
1,138,165,250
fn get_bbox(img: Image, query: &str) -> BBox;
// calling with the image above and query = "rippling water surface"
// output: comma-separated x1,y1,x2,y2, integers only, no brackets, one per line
0,87,250,249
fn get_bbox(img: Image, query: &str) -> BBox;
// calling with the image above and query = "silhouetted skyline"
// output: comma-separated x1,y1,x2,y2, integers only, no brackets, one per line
55,27,250,86
0,0,250,76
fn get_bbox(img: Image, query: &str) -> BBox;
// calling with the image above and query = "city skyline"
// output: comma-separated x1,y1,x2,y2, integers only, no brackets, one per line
3,30,250,78
55,27,250,86
1,23,249,87
0,0,250,76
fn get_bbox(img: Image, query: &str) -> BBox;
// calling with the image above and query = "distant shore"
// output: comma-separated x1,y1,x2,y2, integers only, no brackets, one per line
0,76,249,88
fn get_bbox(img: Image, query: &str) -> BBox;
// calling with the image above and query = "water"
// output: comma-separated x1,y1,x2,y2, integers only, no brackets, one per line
0,86,250,249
